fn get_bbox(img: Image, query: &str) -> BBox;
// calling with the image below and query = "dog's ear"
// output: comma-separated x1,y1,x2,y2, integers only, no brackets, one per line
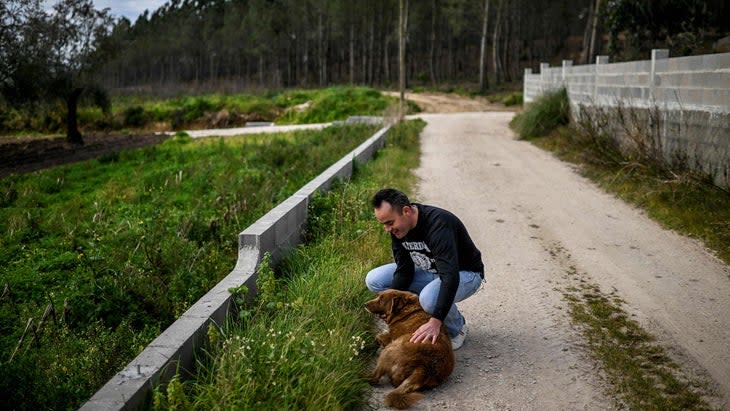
388,293,408,317
387,294,400,318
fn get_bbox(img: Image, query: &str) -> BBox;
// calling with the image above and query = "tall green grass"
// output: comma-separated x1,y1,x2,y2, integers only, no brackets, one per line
510,88,570,139
150,120,426,410
0,124,378,410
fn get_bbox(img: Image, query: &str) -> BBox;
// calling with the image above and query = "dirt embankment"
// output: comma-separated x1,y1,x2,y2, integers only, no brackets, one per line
0,133,167,178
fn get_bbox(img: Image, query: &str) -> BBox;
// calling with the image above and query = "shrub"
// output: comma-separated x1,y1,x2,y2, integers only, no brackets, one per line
510,88,570,139
123,106,147,127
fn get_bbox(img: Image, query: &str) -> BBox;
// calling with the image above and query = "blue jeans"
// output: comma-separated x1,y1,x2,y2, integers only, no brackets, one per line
365,263,483,337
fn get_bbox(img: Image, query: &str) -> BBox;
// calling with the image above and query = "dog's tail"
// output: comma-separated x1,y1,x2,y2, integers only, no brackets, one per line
385,391,424,409
384,368,427,409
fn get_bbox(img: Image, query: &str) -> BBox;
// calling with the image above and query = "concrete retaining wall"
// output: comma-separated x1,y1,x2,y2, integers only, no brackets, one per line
524,51,730,187
80,124,390,410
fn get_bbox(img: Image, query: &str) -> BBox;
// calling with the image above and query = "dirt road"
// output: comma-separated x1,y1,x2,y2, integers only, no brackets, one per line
370,104,730,409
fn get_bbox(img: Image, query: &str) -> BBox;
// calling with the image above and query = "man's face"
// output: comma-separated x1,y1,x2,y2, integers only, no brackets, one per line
374,201,414,239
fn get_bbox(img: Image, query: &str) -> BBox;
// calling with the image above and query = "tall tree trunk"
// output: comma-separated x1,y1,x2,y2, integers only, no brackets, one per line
429,0,437,87
501,1,510,82
318,12,326,86
588,0,602,63
303,38,309,86
447,34,453,79
259,54,264,87
65,87,84,145
384,35,390,84
362,19,367,83
580,0,594,64
492,0,502,84
479,0,490,93
399,0,407,119
368,17,374,86
349,23,355,84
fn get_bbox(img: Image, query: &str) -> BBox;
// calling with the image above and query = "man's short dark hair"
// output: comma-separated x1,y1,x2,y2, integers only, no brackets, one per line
372,188,411,213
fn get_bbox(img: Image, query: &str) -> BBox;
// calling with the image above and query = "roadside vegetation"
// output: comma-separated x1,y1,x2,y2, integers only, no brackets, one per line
511,89,726,408
150,120,424,410
0,123,380,410
0,86,399,137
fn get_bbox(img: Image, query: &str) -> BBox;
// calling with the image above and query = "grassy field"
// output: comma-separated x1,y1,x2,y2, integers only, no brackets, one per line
149,120,425,410
0,123,380,410
510,91,725,409
1,86,402,136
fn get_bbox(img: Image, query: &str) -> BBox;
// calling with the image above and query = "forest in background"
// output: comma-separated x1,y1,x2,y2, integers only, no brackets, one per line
2,0,729,141
99,0,730,94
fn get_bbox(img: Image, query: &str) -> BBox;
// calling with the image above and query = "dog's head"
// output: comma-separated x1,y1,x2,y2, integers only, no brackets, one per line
365,289,420,324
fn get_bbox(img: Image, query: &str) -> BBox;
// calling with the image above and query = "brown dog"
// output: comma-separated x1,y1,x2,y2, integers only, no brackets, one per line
365,289,455,409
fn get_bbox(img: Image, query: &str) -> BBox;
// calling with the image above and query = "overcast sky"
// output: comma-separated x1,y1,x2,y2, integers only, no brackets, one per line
93,0,168,22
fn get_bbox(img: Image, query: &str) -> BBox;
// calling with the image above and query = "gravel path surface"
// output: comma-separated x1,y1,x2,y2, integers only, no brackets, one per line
370,111,730,410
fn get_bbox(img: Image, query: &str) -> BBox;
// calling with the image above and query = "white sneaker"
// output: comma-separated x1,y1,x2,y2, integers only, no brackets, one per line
451,323,468,350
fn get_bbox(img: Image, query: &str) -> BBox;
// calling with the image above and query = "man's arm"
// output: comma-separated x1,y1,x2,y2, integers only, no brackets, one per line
411,217,460,343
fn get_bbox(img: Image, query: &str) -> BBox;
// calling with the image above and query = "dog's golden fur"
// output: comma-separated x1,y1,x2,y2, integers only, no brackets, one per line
365,289,455,409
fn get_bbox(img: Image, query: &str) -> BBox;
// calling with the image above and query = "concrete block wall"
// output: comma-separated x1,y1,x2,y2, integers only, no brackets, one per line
524,51,730,187
80,124,390,410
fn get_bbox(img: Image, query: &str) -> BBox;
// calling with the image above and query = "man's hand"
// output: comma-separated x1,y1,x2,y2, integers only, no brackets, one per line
410,317,442,344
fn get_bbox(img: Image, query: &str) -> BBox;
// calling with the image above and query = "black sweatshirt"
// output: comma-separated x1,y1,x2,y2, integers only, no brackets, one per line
390,203,484,321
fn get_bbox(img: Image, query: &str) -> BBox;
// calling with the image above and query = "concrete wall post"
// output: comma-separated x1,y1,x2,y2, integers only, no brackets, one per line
540,63,550,94
524,68,532,102
562,60,573,86
594,55,609,104
650,49,669,103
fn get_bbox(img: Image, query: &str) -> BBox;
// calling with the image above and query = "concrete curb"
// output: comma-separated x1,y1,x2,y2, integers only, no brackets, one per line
80,124,390,410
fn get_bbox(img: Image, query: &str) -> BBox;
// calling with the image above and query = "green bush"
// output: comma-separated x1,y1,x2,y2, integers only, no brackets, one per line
510,88,570,139
123,106,147,127
502,92,523,106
